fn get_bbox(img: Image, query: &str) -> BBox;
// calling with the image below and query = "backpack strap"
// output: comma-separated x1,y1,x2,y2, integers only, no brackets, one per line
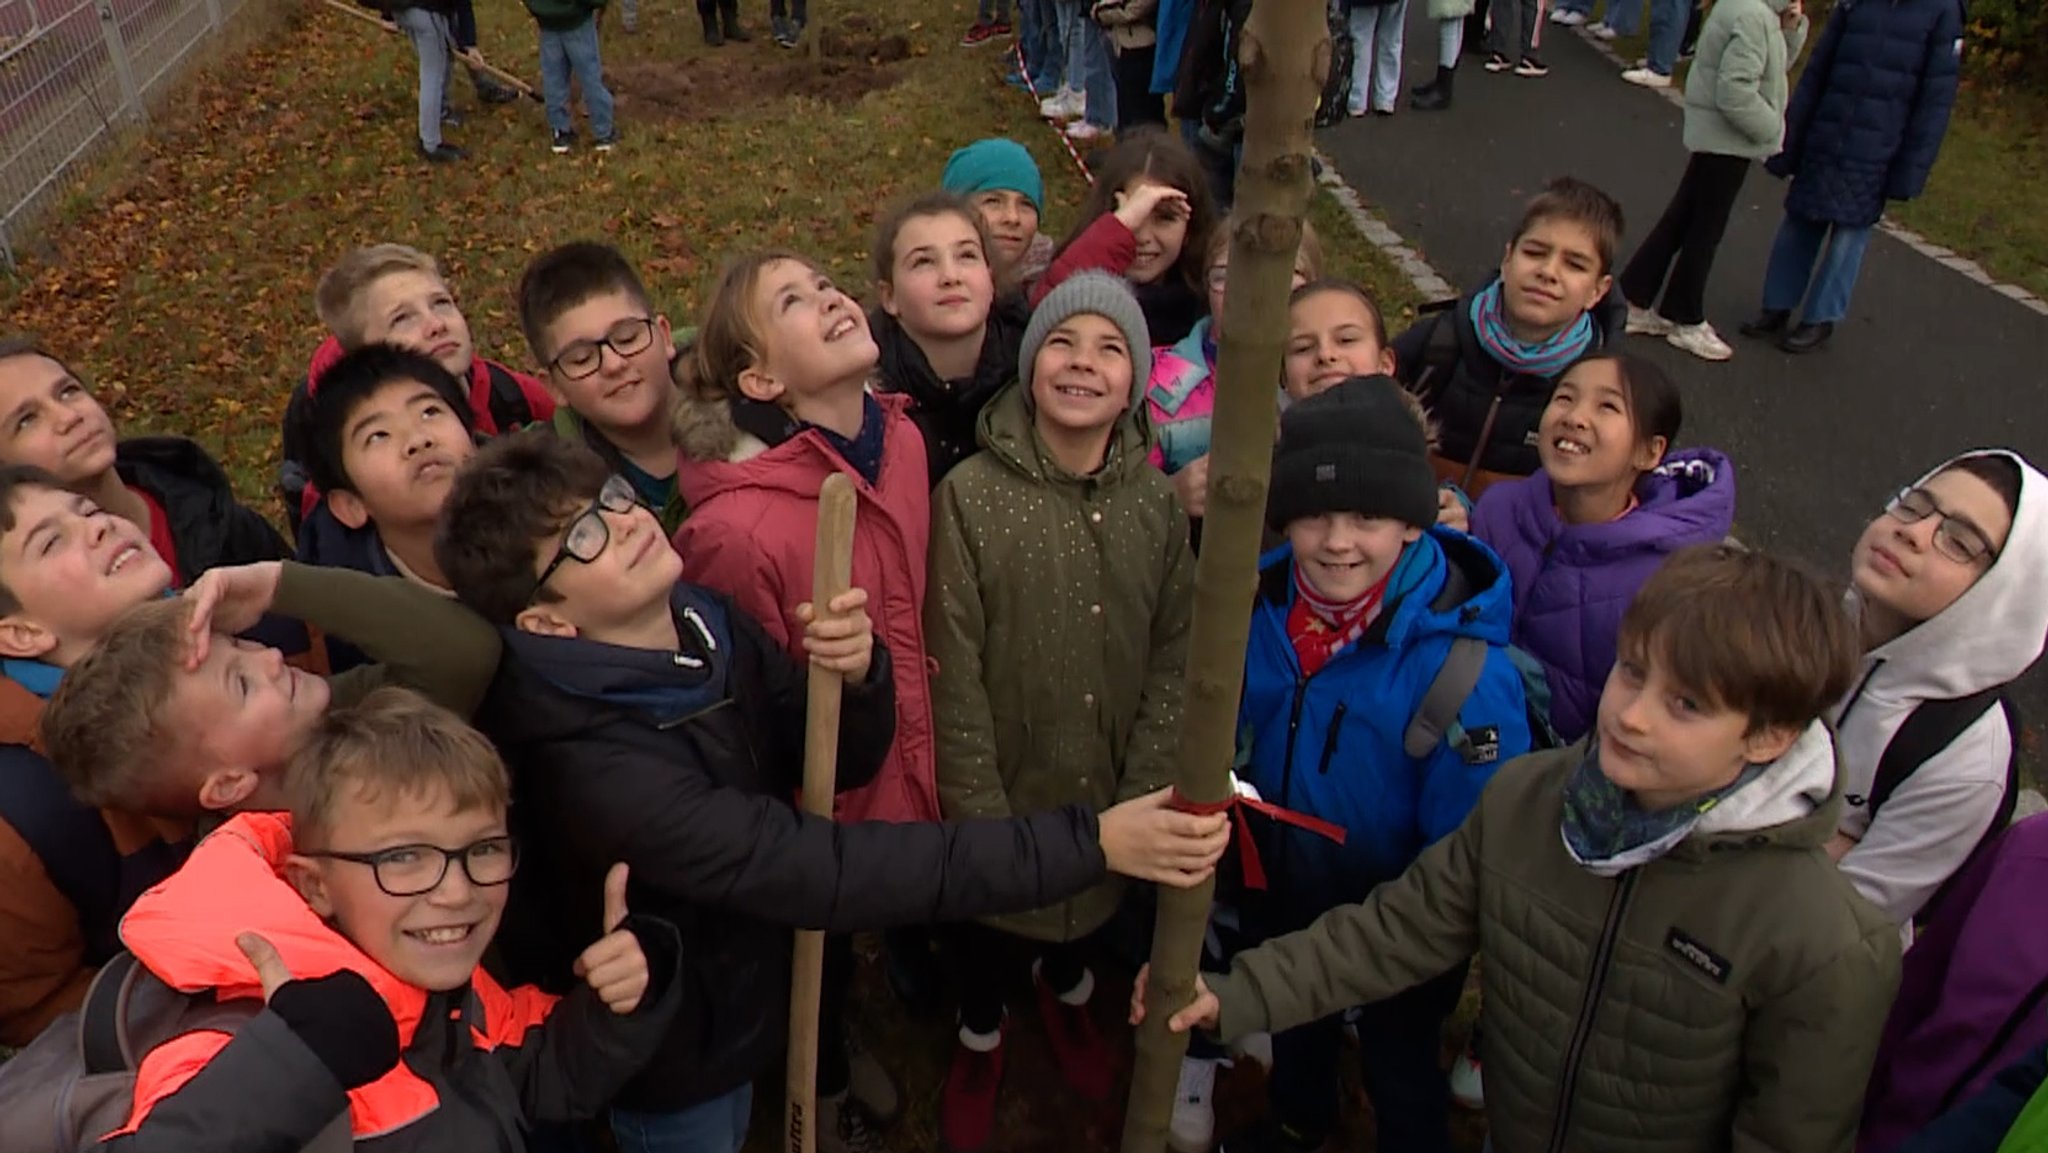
78,950,141,1075
1405,636,1487,760
1869,686,2008,816
0,746,123,960
482,362,538,433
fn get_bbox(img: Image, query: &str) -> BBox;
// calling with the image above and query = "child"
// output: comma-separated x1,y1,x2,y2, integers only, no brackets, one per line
1408,0,1475,110
926,272,1195,1153
1829,451,2048,931
1032,127,1218,346
1093,0,1166,129
285,243,553,531
298,345,477,596
1861,813,2048,1152
523,0,618,153
383,0,469,161
1482,0,1546,77
98,686,679,1148
871,193,1031,487
695,0,749,43
942,138,1056,293
1470,353,1736,742
1149,221,1323,521
433,431,1226,1153
1134,543,1903,1153
1619,0,1808,361
517,240,686,532
1393,177,1627,499
0,338,289,585
1222,375,1532,1153
1344,0,1409,116
1042,0,1118,141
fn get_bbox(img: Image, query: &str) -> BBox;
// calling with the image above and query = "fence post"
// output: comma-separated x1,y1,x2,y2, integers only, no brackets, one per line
0,218,14,272
201,0,222,33
95,0,146,125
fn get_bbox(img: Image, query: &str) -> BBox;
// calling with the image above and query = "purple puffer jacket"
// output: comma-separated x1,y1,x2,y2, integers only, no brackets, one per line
1860,813,2048,1153
1469,447,1736,741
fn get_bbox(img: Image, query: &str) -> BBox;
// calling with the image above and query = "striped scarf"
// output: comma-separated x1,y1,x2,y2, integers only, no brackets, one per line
1469,280,1596,379
1287,563,1391,677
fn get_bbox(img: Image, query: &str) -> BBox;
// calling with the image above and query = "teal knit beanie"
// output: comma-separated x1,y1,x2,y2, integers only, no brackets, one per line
941,138,1045,213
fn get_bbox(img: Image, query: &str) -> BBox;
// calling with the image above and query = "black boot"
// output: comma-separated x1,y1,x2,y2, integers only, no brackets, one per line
1410,64,1455,110
1778,321,1834,354
699,0,724,44
1738,308,1790,339
719,0,752,40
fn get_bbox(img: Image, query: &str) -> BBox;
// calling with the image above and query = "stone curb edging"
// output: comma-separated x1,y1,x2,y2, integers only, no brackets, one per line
1561,22,2048,317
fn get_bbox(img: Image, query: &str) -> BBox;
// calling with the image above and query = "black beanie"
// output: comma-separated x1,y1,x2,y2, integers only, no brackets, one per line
1268,375,1439,532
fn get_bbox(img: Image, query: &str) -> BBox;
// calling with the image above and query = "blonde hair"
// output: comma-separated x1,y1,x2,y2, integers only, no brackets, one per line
287,687,510,849
41,597,197,816
315,244,446,349
678,249,823,405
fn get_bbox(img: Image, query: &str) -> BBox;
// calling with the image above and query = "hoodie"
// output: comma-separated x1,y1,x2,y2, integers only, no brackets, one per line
1831,450,2048,926
670,388,940,825
1471,447,1738,742
871,292,1030,489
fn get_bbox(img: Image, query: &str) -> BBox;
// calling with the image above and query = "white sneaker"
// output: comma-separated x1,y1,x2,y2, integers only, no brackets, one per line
1041,89,1085,121
1626,305,1676,336
1167,1058,1218,1153
1066,120,1109,141
1622,66,1673,87
1587,20,1618,37
1451,1051,1485,1111
1667,321,1734,361
1550,8,1588,24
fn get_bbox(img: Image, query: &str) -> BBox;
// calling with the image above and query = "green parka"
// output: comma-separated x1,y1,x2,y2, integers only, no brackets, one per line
1209,725,1901,1153
926,383,1195,943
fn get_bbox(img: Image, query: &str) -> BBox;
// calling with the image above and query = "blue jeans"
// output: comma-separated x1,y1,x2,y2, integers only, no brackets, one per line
1346,1,1408,112
1602,0,1643,36
1761,212,1874,325
978,0,1010,22
1018,0,1059,83
1057,0,1116,127
538,17,615,138
1641,0,1689,74
611,1084,754,1153
396,7,451,149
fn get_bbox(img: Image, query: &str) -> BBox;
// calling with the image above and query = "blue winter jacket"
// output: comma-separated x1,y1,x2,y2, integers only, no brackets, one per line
1237,529,1531,930
1769,0,1963,226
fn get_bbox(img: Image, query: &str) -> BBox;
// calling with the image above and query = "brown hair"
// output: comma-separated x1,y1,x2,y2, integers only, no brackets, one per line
871,191,998,288
435,429,615,626
516,240,657,364
1289,278,1391,350
0,463,75,617
1205,218,1325,281
676,249,820,406
1057,127,1218,295
1617,544,1859,733
315,244,446,350
1943,453,2025,522
287,686,509,850
41,597,198,816
1513,177,1628,275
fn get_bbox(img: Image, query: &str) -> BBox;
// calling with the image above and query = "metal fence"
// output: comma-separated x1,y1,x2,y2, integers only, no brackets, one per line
0,0,245,266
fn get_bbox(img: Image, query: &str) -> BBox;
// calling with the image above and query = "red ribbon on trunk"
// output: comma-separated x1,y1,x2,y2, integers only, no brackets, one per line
1169,789,1348,890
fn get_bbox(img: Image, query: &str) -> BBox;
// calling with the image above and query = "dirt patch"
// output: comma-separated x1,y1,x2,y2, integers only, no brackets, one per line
609,24,909,121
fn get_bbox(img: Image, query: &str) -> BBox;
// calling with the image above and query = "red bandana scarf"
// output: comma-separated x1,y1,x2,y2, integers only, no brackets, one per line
1287,562,1392,677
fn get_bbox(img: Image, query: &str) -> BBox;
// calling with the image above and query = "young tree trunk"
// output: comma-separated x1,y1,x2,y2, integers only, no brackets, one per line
1117,3,1328,1151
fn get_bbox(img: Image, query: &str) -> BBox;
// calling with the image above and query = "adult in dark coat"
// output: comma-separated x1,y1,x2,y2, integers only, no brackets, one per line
1742,0,1963,353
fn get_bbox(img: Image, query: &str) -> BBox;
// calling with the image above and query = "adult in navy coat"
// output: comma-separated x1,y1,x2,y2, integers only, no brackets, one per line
1740,0,1962,354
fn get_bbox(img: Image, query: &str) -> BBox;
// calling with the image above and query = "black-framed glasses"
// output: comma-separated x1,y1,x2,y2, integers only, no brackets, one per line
532,475,643,599
1887,487,1999,565
303,835,519,898
548,318,657,381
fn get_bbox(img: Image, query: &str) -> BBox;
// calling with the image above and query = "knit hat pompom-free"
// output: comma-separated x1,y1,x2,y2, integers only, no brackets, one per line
941,138,1046,214
1269,375,1440,532
1019,271,1153,395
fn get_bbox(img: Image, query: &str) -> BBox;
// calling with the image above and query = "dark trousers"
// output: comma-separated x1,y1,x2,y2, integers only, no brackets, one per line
817,933,855,1095
1267,962,1469,1151
1619,150,1752,326
1114,45,1167,130
956,924,1091,1036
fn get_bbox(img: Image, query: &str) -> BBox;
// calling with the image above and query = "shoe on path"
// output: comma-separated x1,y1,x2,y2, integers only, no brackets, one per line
1587,20,1618,37
417,141,466,162
1451,1050,1485,1110
940,1028,1005,1153
1041,88,1085,120
1627,304,1676,336
1779,321,1835,353
1622,66,1673,88
592,130,618,152
1667,321,1734,361
1483,51,1513,71
1739,309,1791,339
820,1091,888,1153
961,19,997,44
1516,56,1550,77
1035,967,1112,1100
1410,64,1455,110
550,129,575,154
1066,120,1110,142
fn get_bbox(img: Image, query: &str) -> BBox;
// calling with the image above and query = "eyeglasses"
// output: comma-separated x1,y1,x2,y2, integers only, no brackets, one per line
1886,487,1998,565
548,318,658,381
532,475,643,599
303,835,519,898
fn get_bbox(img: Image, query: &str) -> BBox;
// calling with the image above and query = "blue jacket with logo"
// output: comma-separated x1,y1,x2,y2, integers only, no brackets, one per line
1238,528,1531,930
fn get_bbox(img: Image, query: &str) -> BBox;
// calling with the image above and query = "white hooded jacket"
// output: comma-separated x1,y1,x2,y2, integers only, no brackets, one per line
1831,449,2048,927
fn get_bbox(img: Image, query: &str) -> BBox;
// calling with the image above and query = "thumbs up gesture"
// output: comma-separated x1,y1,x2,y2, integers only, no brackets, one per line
237,932,296,1000
572,863,650,1015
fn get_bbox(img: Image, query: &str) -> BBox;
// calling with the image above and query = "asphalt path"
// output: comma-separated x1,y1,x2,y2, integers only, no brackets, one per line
1315,9,2048,735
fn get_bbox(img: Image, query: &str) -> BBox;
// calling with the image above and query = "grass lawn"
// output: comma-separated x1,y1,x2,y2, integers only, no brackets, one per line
1596,23,2048,302
0,0,1419,507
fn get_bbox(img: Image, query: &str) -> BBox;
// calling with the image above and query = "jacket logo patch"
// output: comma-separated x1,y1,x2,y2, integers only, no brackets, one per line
1666,928,1732,984
1460,725,1500,764
1316,463,1337,482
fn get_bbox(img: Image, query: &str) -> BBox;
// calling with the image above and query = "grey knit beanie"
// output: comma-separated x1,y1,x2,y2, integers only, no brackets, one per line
1019,271,1152,393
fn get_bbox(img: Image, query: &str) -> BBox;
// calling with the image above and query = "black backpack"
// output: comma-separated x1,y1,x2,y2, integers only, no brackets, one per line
1861,686,2022,923
274,360,541,535
1315,2,1354,129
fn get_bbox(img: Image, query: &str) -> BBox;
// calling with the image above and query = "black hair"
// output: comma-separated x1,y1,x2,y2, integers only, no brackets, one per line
307,343,475,497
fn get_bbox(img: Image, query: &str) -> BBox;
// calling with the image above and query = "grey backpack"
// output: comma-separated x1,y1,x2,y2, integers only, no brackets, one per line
0,951,350,1152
